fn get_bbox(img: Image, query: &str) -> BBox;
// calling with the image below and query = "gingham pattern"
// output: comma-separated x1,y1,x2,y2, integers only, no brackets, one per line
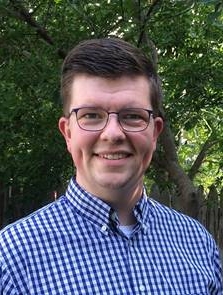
0,177,222,295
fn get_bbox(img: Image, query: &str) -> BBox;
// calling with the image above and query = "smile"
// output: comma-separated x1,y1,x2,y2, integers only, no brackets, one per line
97,153,130,160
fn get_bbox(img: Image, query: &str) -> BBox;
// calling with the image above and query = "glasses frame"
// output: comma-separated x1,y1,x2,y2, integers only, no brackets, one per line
68,107,154,132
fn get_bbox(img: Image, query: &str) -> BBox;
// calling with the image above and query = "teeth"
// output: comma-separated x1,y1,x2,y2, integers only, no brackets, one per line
100,154,128,160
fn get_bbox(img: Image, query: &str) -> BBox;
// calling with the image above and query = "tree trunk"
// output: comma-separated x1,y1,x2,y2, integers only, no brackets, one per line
153,118,200,219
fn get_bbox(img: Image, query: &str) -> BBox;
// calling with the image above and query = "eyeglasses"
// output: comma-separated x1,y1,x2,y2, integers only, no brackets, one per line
68,107,154,132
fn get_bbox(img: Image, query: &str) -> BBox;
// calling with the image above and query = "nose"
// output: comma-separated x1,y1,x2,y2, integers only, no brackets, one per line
100,113,126,142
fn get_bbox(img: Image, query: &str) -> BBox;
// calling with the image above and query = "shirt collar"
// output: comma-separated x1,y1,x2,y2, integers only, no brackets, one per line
65,177,154,231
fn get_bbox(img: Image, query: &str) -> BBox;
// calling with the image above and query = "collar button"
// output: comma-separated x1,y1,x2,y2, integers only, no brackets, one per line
101,224,108,232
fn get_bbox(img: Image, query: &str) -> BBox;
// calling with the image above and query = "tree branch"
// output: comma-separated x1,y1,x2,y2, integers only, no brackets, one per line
9,0,54,45
137,0,161,47
8,0,66,58
188,136,218,180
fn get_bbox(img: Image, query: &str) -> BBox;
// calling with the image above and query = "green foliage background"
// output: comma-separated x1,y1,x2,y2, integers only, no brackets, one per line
0,0,222,224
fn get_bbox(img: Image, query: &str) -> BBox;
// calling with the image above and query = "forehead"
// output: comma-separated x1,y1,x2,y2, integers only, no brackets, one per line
70,74,152,108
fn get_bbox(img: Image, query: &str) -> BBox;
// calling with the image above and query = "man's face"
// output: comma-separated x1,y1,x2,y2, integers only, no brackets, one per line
59,75,163,199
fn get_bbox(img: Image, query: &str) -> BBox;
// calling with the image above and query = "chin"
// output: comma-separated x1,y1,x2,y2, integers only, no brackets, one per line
97,177,131,190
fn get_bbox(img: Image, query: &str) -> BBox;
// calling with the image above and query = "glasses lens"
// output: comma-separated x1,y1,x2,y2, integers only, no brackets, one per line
77,107,107,131
119,109,150,131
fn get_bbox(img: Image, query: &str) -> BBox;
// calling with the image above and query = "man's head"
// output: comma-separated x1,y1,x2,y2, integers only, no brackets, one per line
61,38,162,117
59,38,163,208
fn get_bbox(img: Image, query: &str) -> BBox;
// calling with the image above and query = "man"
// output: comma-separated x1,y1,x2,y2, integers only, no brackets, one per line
0,38,222,294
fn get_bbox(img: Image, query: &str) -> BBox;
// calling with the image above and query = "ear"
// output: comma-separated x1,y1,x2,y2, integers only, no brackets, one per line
58,117,72,154
154,117,163,138
152,117,163,150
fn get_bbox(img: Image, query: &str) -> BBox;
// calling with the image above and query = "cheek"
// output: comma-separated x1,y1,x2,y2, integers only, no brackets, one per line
137,135,155,166
142,146,153,165
69,132,96,166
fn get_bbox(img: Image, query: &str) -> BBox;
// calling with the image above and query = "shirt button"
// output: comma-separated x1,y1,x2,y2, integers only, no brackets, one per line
139,284,146,292
101,225,107,232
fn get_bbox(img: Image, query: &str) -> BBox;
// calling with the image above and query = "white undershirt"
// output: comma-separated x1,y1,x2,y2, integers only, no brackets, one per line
119,224,135,238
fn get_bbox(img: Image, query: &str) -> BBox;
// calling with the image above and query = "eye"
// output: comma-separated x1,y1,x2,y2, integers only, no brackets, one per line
83,112,101,119
78,108,105,120
121,110,147,121
123,113,143,120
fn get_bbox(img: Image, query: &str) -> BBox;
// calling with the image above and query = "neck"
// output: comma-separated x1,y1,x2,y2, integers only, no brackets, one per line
107,186,142,225
116,209,137,225
76,178,143,226
83,184,143,225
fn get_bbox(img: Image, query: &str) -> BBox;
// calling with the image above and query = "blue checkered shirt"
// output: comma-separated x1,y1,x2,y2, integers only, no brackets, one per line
0,177,222,294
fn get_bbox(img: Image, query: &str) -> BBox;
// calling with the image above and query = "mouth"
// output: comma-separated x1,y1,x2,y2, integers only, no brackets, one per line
95,153,131,160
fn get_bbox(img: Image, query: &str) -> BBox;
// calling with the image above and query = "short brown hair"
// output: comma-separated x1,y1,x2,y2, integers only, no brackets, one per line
61,38,163,117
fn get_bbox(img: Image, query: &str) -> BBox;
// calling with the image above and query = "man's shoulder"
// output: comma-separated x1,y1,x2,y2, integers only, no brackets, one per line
0,196,67,247
150,198,200,222
149,198,212,240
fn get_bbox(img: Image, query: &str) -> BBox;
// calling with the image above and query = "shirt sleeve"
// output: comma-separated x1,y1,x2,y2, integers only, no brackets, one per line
212,244,223,294
0,254,18,295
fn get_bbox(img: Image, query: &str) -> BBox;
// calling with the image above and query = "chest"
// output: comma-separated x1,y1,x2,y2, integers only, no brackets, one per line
19,229,212,295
